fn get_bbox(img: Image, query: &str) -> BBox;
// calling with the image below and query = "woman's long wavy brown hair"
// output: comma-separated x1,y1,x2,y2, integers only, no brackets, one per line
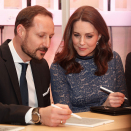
54,6,113,76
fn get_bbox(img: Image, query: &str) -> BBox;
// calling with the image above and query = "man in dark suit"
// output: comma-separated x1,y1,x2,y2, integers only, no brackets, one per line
0,5,71,126
125,52,131,106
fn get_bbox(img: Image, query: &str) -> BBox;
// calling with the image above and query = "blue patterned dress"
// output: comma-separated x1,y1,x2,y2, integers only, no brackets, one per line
50,51,129,113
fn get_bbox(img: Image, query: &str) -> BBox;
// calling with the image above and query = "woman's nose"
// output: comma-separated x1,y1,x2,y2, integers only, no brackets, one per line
79,36,85,46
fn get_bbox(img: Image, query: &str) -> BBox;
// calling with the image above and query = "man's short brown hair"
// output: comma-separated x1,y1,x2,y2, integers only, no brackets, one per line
14,5,53,35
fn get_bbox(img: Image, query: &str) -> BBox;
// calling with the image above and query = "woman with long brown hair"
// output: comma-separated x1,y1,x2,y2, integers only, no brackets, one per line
50,6,129,113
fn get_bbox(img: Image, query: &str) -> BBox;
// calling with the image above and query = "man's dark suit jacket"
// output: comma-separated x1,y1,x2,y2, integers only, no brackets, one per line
0,39,50,124
125,52,131,106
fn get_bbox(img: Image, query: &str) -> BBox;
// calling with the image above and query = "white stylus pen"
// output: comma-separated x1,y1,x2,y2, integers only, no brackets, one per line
100,86,128,100
51,104,82,119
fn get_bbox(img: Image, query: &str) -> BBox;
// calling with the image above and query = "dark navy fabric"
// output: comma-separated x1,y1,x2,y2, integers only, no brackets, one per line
19,63,28,106
50,51,129,113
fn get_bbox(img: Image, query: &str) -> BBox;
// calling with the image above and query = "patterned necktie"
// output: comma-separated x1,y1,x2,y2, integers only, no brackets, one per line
19,63,28,106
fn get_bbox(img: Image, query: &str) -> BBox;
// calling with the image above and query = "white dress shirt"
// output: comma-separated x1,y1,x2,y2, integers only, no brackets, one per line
8,40,38,123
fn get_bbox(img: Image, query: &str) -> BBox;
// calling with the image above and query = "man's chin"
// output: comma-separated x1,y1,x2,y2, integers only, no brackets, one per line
37,54,45,60
30,52,45,60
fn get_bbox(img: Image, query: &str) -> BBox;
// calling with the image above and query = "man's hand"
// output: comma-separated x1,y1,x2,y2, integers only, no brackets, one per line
39,104,72,127
102,92,125,107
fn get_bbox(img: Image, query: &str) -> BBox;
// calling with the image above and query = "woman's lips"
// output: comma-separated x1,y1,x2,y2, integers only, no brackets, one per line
79,47,87,51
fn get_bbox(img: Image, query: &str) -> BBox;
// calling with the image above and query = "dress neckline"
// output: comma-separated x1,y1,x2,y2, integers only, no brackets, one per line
76,54,94,60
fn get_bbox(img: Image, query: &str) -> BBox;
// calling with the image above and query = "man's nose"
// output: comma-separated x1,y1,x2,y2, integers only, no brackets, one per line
43,36,50,48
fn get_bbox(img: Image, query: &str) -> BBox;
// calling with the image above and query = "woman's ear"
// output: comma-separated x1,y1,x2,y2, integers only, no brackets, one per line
98,34,101,41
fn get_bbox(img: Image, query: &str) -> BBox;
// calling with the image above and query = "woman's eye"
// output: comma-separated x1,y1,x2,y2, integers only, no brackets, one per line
86,35,93,38
74,34,80,37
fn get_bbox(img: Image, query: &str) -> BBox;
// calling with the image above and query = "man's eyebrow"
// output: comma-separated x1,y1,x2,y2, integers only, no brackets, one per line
51,33,55,36
37,32,54,36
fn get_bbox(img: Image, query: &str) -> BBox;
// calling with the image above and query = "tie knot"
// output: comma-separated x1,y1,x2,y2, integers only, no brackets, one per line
19,63,28,72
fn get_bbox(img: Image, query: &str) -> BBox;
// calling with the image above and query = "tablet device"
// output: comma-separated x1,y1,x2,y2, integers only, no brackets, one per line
0,126,24,131
65,117,114,127
90,106,131,116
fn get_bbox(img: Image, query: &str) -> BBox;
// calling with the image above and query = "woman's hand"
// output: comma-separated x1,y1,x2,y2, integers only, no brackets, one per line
102,92,125,107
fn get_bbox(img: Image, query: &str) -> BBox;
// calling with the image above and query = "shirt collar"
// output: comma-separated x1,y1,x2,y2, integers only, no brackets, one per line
8,40,29,64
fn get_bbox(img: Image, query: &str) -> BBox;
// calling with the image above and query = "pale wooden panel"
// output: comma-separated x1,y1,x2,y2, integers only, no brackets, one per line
70,0,99,9
4,0,22,9
112,27,131,70
35,0,54,9
115,0,127,9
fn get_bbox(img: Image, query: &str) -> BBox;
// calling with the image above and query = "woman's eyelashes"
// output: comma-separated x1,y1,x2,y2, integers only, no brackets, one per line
74,33,80,37
86,35,93,38
38,34,45,38
73,33,93,39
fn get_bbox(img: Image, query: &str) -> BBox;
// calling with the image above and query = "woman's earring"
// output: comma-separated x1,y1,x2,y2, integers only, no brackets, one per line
96,41,99,45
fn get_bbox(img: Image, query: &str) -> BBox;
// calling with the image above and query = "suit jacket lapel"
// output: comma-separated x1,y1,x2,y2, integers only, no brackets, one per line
0,40,22,104
30,60,44,107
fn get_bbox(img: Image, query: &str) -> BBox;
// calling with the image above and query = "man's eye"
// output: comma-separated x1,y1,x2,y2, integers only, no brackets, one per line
38,35,43,37
49,36,53,39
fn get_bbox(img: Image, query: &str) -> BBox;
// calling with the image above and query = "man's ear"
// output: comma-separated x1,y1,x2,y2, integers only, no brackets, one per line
17,24,26,38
